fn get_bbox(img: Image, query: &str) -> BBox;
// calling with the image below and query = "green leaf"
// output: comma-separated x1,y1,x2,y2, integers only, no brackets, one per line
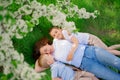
22,15,32,21
0,15,3,21
0,72,5,78
26,21,34,28
0,6,3,10
0,75,7,80
7,2,21,12
11,60,17,68
0,36,2,41
0,73,13,80
11,19,16,25
7,73,14,79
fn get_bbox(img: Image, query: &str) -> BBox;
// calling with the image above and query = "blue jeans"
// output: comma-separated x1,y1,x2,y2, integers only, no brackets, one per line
80,46,120,80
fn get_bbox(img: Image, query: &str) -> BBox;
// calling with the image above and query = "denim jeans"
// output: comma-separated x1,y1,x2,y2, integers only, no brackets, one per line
80,46,120,80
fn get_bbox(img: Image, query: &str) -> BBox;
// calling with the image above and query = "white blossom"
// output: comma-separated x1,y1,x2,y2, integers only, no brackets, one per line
18,5,32,15
15,33,23,39
16,19,28,33
0,0,13,8
0,52,5,65
51,12,66,26
3,62,12,74
62,21,76,32
32,11,41,19
30,18,39,25
30,0,42,9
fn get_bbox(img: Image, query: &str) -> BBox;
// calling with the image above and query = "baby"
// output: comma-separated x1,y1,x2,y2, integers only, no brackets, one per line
49,26,120,61
38,54,99,80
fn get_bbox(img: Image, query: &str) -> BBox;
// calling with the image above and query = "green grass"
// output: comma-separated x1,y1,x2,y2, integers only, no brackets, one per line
12,0,120,80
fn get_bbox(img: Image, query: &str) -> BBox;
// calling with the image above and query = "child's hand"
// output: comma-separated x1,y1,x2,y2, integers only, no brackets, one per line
66,52,74,61
57,78,62,80
53,78,62,80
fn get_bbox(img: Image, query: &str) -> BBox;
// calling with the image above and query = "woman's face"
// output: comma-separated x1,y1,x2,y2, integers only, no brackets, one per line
39,44,54,54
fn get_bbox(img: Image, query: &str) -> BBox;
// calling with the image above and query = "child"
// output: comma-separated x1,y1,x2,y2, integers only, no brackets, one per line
49,26,120,61
38,54,99,80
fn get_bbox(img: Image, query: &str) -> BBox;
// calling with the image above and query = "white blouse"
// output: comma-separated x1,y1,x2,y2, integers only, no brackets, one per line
53,39,86,67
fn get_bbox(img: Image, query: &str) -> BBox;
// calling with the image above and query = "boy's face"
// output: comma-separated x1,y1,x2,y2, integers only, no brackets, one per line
45,54,54,65
50,28,63,39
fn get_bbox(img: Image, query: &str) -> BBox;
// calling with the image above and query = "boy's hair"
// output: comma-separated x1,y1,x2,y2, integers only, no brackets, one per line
38,54,50,68
49,26,61,34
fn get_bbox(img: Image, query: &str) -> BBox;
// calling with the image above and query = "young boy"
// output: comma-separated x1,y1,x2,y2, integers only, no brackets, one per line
38,54,99,80
49,26,120,61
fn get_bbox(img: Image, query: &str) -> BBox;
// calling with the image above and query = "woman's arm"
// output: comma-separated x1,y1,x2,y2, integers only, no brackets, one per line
66,35,79,61
62,30,79,61
35,60,47,72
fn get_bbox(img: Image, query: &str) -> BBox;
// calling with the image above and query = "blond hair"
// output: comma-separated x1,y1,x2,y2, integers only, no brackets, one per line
38,54,50,68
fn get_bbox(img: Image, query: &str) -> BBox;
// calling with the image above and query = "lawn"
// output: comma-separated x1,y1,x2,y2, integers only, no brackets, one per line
10,0,120,80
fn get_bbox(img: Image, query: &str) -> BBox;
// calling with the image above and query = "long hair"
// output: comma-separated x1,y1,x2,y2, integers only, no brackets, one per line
33,38,52,61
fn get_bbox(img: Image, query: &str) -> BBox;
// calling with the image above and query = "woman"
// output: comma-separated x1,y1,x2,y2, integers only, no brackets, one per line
34,38,120,80
33,38,52,72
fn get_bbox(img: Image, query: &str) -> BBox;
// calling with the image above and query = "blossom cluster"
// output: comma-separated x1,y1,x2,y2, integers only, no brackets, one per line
56,0,99,19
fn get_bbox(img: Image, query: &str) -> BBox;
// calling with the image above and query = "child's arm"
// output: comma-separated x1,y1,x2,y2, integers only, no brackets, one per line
80,71,99,80
66,35,79,61
80,71,95,77
75,71,99,80
52,78,62,80
35,60,47,72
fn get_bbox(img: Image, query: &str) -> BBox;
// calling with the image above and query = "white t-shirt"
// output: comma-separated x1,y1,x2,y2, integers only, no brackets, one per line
50,61,75,80
62,30,89,44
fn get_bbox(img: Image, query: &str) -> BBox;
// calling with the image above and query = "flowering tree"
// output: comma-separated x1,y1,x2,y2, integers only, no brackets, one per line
0,0,98,79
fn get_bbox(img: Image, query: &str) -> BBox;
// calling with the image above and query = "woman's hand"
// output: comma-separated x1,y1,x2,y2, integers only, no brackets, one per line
66,51,74,61
66,36,79,61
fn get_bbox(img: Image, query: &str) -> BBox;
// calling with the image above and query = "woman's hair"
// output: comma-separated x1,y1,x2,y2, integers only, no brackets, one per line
33,38,52,61
38,54,50,68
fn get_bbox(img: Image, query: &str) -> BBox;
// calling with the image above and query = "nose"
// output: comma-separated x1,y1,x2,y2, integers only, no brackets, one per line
47,49,51,54
55,33,59,38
